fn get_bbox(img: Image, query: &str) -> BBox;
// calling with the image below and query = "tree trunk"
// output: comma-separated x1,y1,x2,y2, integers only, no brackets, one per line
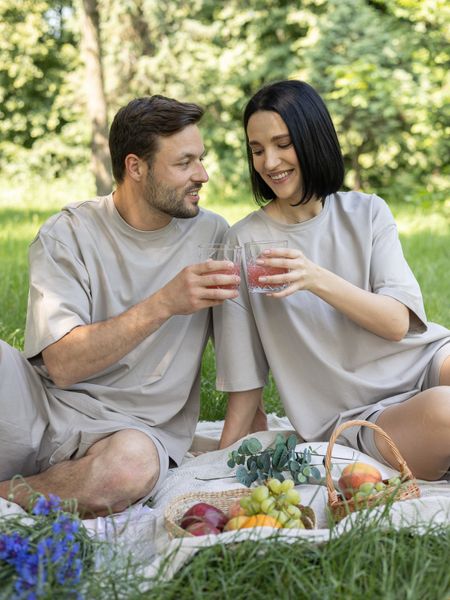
80,0,112,195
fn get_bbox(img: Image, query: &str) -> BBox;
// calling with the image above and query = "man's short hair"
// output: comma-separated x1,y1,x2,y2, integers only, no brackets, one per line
243,80,344,206
109,95,204,183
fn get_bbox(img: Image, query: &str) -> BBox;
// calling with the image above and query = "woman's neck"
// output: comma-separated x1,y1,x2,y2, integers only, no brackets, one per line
264,197,323,224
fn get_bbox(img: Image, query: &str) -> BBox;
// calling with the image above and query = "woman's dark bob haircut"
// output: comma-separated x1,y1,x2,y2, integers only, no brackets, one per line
243,80,344,206
109,95,204,184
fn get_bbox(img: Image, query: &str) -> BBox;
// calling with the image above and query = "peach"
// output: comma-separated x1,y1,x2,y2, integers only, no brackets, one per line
227,499,246,519
338,462,382,499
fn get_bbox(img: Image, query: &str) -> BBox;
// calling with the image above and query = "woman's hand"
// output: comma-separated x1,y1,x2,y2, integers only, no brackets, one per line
254,247,320,298
253,248,410,341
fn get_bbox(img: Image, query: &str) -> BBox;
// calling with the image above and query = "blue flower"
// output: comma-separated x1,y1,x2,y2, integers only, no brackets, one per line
32,494,62,516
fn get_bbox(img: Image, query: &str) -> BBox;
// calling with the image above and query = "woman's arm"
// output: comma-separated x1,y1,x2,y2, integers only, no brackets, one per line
219,388,264,449
256,249,410,341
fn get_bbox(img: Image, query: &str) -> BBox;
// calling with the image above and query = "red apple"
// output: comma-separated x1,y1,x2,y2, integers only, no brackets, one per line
185,521,221,536
180,502,228,531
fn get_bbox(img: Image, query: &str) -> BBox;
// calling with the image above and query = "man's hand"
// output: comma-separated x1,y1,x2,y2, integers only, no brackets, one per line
156,260,240,316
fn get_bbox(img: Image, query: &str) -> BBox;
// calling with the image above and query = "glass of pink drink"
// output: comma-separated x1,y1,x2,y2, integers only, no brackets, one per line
198,243,242,290
244,240,289,293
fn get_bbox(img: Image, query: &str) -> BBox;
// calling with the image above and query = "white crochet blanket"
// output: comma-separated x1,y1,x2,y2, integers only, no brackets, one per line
1,415,450,585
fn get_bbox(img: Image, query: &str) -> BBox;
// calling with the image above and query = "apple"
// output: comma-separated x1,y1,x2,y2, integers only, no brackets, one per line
180,502,228,531
185,521,221,536
338,462,382,500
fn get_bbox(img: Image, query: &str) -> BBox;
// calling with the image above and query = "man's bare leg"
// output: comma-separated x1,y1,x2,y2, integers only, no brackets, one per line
374,355,450,480
0,429,160,517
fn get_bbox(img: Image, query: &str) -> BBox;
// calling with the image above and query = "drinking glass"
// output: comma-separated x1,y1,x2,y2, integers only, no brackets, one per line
244,240,289,293
198,243,242,290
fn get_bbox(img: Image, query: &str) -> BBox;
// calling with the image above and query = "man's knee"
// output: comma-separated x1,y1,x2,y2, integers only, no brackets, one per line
88,429,162,506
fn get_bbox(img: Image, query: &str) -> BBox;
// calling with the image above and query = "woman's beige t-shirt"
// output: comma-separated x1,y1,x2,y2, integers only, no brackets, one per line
214,192,450,447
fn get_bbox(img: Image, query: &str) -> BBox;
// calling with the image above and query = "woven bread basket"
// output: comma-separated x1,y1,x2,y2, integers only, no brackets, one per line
164,488,316,539
325,419,420,522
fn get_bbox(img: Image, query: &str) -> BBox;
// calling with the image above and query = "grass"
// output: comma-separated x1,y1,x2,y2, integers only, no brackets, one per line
148,520,450,599
1,175,449,598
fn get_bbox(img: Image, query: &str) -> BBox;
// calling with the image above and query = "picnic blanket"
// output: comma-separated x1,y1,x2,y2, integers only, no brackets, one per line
1,415,450,583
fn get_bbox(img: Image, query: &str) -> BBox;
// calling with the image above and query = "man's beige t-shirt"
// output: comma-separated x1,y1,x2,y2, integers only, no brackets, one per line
214,192,450,448
24,195,228,465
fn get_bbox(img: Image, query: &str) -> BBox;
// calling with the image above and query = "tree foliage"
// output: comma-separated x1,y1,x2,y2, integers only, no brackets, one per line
1,0,448,202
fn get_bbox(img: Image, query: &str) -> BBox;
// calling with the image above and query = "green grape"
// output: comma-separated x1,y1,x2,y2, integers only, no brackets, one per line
267,478,282,495
374,481,386,492
280,479,295,493
284,518,304,529
284,489,301,506
240,497,253,512
269,510,289,525
388,477,401,486
358,482,375,495
285,504,301,519
354,491,369,503
251,485,270,503
260,497,276,514
248,500,261,515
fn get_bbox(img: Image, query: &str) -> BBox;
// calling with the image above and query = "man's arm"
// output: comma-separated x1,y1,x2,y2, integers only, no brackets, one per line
219,388,263,449
43,260,240,388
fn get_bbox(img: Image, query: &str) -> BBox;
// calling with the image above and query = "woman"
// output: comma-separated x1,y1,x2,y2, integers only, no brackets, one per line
214,80,450,480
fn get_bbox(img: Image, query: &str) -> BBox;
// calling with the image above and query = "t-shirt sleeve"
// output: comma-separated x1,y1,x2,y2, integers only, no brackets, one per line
213,292,269,392
370,195,427,333
213,227,269,392
24,233,92,358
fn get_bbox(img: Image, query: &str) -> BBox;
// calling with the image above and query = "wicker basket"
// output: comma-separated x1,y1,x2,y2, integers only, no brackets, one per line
164,488,316,539
325,419,420,522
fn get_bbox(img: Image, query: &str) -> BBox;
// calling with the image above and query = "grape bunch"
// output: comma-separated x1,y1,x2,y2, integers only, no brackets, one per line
239,478,305,529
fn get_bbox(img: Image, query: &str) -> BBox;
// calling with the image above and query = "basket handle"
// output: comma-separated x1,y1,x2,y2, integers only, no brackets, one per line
324,419,414,504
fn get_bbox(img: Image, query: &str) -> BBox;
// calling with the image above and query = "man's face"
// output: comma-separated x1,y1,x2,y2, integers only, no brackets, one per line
144,124,209,219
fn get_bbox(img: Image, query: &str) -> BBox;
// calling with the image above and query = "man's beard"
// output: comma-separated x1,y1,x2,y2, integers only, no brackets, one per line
144,172,200,219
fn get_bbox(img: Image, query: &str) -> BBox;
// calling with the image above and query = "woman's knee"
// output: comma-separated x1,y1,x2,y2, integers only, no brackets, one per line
421,387,450,428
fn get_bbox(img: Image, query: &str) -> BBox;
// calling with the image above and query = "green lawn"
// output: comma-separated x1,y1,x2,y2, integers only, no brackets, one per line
1,176,449,598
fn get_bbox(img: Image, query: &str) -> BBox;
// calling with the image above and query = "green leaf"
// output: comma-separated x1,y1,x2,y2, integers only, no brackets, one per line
227,458,236,468
247,456,257,470
288,459,300,472
274,433,285,447
273,446,289,470
286,434,297,450
259,452,271,471
236,466,257,487
246,438,263,454
310,467,322,480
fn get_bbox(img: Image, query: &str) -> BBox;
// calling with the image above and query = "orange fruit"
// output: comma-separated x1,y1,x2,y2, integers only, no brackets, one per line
241,514,282,529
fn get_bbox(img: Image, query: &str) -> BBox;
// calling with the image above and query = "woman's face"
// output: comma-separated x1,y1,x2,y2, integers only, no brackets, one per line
247,110,302,204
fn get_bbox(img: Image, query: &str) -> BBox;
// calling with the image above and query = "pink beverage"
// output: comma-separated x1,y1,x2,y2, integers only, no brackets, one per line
208,264,241,289
247,263,288,293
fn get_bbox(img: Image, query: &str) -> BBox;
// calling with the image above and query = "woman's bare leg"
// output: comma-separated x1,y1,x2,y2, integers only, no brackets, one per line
374,383,450,480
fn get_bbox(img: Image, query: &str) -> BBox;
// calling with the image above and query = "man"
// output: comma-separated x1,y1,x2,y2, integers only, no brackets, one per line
0,95,241,516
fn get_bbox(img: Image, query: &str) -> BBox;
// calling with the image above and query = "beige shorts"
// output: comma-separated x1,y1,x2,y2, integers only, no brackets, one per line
0,341,169,501
359,342,450,466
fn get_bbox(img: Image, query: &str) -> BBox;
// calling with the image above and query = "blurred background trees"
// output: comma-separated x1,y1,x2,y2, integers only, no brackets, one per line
0,0,448,204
